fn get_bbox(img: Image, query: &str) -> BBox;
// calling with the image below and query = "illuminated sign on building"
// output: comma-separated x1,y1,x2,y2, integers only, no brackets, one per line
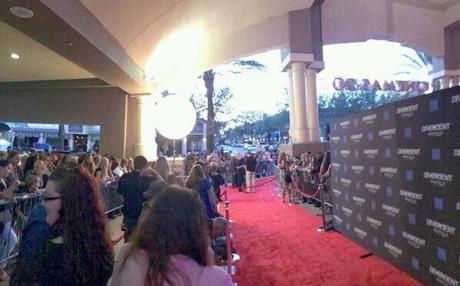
333,78,429,93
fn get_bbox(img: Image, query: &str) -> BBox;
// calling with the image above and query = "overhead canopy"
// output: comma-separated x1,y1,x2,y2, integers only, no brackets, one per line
1,0,459,92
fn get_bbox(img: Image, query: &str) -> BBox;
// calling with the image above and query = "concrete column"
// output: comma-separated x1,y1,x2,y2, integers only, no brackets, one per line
291,62,308,143
440,76,451,90
287,68,296,142
432,78,441,91
451,76,460,87
305,68,321,142
182,137,187,155
134,96,157,160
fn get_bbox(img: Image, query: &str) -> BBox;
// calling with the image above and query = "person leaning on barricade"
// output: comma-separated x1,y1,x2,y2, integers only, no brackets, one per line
0,158,19,281
309,153,323,208
319,152,332,206
10,162,114,285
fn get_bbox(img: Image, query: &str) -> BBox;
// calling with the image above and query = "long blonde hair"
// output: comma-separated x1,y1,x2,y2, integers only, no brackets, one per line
153,156,170,181
99,157,111,180
184,164,205,191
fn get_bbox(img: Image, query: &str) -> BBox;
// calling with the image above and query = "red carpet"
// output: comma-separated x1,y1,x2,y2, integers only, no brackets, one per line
227,178,421,286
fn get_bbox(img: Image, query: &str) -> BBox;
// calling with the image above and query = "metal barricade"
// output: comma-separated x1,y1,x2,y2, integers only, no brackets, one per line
1,193,43,266
100,181,124,214
255,160,275,178
0,182,124,269
273,165,335,231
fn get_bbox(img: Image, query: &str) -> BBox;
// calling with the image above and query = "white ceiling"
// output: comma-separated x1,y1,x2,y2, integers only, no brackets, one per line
80,0,313,73
390,0,460,10
0,21,94,82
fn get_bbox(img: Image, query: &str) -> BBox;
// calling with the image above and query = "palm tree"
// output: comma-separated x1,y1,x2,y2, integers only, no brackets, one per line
202,60,266,153
396,51,432,77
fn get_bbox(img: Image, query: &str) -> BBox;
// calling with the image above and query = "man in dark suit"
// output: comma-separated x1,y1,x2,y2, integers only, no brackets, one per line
117,155,150,241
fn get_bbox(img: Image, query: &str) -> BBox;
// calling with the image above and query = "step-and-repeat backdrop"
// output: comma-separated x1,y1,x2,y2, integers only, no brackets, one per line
331,86,460,285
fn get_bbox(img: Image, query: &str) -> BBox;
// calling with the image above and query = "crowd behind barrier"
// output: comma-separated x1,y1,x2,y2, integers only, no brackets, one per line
0,182,124,267
274,151,334,230
2,148,280,283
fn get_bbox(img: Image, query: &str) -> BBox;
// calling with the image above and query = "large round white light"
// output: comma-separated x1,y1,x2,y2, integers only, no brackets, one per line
154,95,196,140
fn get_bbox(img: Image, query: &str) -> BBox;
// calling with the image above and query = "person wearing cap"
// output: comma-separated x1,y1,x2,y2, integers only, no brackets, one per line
0,158,19,281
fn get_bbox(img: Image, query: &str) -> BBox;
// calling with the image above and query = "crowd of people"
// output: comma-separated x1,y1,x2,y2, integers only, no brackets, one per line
0,147,330,285
183,150,277,193
277,151,332,207
0,150,235,285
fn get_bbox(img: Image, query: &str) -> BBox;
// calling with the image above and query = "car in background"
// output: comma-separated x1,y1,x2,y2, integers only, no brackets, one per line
32,143,53,152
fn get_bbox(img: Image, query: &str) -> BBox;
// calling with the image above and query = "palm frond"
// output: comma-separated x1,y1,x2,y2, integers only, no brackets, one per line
232,60,267,71
401,54,422,69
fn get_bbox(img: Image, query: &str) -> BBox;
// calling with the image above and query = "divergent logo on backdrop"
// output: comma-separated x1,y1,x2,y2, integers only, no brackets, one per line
423,172,454,187
353,227,367,239
452,94,460,103
399,189,423,205
340,150,351,158
362,113,377,124
350,133,363,143
366,216,382,229
379,128,396,140
365,183,380,194
383,241,403,258
364,149,379,159
331,88,460,284
421,122,450,137
339,120,350,129
402,231,426,249
398,149,421,161
380,167,398,178
382,204,400,217
396,104,418,118
454,149,460,157
351,165,364,174
429,266,459,286
426,218,456,238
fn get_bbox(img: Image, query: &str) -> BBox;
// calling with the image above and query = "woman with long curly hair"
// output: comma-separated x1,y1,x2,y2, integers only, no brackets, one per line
11,162,114,285
111,186,232,286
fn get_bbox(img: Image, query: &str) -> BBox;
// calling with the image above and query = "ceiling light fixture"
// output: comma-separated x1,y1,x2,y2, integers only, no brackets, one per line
10,53,20,60
9,6,34,18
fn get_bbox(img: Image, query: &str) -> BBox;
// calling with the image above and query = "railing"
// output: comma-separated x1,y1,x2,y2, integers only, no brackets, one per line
274,166,334,231
100,181,124,215
0,192,43,266
0,183,124,267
